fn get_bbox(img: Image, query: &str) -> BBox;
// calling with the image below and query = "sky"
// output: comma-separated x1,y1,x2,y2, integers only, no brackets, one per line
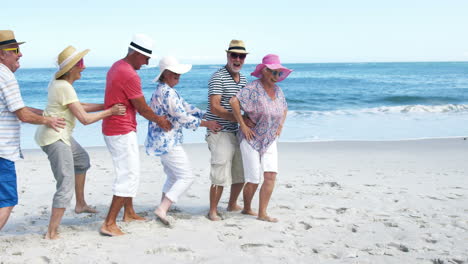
3,0,468,68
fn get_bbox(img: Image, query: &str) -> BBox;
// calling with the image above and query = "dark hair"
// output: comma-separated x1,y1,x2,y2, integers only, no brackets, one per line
158,69,167,82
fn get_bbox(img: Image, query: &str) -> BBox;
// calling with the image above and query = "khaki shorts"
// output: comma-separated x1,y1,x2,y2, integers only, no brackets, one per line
206,131,244,186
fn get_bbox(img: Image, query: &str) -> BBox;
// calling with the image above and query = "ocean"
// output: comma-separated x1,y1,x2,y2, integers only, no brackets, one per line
16,62,468,149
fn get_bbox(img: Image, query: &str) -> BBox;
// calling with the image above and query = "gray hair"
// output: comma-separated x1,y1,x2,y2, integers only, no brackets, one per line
127,48,136,56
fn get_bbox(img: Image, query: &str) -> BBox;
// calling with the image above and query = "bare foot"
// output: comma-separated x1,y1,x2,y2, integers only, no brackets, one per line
257,215,278,223
207,211,222,221
123,213,146,222
154,209,170,226
241,209,258,216
100,223,125,236
44,232,61,240
75,205,98,214
227,204,243,212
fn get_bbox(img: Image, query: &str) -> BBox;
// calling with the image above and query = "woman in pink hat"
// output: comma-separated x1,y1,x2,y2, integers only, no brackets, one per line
230,54,292,222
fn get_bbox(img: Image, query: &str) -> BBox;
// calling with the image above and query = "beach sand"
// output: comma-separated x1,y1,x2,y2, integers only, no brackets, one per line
1,138,467,263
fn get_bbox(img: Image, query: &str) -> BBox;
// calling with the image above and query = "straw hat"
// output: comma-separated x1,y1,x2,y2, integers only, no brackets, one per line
225,39,248,54
55,46,89,79
0,30,25,48
251,54,292,82
129,33,154,57
153,56,192,82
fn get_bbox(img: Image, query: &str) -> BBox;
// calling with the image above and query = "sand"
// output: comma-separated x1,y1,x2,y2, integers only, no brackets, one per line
1,138,467,263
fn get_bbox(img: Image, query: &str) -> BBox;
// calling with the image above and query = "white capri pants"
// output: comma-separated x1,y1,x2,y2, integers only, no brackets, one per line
104,131,140,197
240,139,278,184
160,145,195,203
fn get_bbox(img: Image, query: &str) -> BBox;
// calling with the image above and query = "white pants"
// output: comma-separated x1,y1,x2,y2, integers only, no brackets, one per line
160,145,195,203
240,139,278,184
104,131,140,197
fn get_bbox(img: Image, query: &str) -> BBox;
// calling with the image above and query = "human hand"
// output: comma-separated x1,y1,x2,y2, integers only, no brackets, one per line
240,124,255,141
111,103,126,116
242,115,256,128
205,121,222,133
157,116,172,132
45,117,66,132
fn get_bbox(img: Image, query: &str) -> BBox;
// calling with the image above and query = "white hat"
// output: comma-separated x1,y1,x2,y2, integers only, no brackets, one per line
153,56,192,82
128,33,154,57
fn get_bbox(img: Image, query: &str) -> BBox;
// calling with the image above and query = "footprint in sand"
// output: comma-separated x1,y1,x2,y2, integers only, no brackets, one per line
145,246,193,255
383,222,399,228
224,223,242,230
36,256,51,263
388,242,409,252
299,221,312,230
335,207,348,214
173,213,192,220
240,243,274,251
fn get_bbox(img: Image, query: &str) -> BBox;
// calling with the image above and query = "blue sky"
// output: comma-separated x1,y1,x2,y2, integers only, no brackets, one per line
4,0,468,68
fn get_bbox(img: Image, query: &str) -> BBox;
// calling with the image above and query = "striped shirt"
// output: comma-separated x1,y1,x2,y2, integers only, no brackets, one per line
205,66,246,132
0,64,25,161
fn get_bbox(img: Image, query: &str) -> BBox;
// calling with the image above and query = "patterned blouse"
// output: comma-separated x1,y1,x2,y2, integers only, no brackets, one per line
145,82,204,156
237,79,287,156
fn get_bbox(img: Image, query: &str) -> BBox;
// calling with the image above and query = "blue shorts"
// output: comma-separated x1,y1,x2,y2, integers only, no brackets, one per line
0,157,18,208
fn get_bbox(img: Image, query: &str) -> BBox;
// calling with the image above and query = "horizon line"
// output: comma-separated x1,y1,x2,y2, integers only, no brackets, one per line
18,60,468,70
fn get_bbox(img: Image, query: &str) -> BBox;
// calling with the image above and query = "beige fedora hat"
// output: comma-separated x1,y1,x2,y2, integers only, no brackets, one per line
225,39,248,54
55,46,89,79
0,30,25,48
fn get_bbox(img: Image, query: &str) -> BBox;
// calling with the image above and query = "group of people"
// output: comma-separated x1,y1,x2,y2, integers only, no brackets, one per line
0,30,292,239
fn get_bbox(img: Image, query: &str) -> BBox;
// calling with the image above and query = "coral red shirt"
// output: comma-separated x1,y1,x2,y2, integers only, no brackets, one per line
102,59,143,136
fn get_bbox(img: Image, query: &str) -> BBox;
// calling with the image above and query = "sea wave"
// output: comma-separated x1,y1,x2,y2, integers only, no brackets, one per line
378,95,461,104
289,104,468,117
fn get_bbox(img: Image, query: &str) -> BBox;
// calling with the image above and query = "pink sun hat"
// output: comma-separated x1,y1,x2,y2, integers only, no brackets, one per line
251,54,292,82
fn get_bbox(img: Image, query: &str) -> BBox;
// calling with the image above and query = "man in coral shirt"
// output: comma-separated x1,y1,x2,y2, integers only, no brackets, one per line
100,33,171,236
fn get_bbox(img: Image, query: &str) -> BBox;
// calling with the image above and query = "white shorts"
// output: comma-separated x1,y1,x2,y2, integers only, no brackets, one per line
104,131,140,197
240,139,278,184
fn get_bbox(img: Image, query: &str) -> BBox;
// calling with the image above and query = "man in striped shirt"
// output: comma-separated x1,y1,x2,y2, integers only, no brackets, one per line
205,40,250,221
0,30,65,231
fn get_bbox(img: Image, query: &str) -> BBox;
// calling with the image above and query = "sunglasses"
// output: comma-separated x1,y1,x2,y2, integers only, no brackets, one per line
229,53,246,60
2,47,20,55
267,68,284,77
76,58,85,69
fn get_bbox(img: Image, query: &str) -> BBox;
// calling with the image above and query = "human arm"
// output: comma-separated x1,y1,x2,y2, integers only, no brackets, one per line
209,95,237,122
200,120,222,133
68,102,126,125
80,103,105,113
229,96,255,140
166,90,207,130
130,96,171,131
276,109,288,137
26,107,43,115
14,107,66,132
243,115,255,128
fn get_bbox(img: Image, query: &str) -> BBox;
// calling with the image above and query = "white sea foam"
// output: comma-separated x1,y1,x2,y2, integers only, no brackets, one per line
289,104,468,117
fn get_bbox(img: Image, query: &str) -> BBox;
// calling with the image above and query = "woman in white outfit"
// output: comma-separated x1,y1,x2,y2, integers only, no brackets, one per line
145,56,221,225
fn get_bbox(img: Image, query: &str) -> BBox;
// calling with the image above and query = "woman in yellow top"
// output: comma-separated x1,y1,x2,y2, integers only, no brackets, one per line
35,46,126,239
